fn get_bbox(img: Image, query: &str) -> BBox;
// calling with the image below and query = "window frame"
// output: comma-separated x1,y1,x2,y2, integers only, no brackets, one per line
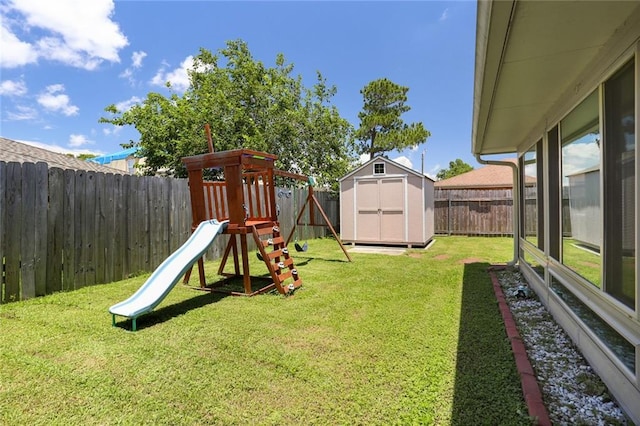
373,162,385,175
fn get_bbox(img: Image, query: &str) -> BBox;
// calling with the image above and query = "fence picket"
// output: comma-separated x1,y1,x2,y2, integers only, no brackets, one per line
95,172,107,285
5,162,22,302
34,162,48,296
0,162,5,303
63,169,75,291
20,162,36,299
84,172,96,287
73,170,86,289
47,167,64,294
113,174,125,280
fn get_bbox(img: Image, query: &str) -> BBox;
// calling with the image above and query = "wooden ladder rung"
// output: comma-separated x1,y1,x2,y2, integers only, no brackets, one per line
275,258,294,269
255,225,279,236
267,250,284,260
262,236,284,247
278,271,293,281
289,279,303,290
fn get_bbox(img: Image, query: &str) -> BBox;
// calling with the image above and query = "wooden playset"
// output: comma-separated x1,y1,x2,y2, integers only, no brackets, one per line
181,136,350,296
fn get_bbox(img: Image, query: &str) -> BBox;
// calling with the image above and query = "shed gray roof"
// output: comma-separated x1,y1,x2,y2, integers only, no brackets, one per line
1,137,128,174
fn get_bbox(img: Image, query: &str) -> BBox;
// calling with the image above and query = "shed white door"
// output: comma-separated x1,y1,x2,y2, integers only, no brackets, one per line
355,177,406,242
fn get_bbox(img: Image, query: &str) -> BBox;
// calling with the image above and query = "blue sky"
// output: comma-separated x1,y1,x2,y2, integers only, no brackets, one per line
1,0,479,178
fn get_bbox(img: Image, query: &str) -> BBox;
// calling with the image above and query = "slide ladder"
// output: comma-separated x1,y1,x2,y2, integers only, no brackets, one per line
252,222,302,294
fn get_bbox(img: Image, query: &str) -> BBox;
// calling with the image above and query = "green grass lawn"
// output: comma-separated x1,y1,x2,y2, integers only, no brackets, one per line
0,236,531,425
562,239,602,287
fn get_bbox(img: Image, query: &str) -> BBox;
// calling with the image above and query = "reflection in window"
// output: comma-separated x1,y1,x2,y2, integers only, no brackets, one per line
523,146,537,244
551,276,635,372
522,250,544,281
560,90,602,287
603,59,635,309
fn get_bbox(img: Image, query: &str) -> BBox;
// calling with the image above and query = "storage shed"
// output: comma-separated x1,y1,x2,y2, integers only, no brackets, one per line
339,156,434,247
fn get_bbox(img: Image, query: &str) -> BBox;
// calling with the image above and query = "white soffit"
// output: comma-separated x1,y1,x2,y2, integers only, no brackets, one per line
473,0,639,155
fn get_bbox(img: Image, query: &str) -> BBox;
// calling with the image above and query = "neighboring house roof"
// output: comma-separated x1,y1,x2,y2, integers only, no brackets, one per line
435,160,520,189
89,147,139,165
340,155,434,182
0,137,128,174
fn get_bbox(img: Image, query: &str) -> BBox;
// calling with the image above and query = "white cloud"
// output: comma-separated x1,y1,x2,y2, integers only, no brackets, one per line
37,84,79,116
562,139,600,181
6,105,38,121
0,24,38,67
358,153,370,164
392,155,413,170
524,163,536,178
2,0,127,70
439,8,450,22
150,55,195,92
115,96,142,113
68,133,92,148
119,67,133,80
131,51,147,68
103,125,122,136
36,36,102,70
119,51,147,84
0,78,27,96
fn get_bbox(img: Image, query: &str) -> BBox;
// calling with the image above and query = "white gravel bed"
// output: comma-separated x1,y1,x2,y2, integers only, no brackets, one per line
496,268,629,425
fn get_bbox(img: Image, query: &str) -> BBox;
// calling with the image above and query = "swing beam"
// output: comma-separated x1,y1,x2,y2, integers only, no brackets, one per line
274,170,352,262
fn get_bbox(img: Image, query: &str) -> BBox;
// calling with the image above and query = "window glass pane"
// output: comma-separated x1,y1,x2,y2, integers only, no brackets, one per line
604,59,635,309
522,250,544,281
551,276,635,371
523,146,538,245
374,163,385,174
561,90,602,287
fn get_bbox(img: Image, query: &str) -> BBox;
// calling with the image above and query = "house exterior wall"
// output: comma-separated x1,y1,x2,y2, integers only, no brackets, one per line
473,2,640,422
514,24,640,424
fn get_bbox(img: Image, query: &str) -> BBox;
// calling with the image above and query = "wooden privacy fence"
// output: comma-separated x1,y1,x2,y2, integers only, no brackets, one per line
435,188,515,236
0,161,338,304
435,187,572,237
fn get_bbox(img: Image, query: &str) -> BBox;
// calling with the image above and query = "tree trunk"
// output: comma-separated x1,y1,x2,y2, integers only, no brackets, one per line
369,129,376,160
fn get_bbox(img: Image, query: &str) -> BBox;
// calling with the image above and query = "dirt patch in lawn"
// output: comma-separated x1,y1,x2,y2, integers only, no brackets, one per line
433,254,450,261
460,257,484,264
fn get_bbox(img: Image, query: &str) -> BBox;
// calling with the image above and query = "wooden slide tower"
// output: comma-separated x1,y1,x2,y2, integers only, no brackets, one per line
182,148,302,296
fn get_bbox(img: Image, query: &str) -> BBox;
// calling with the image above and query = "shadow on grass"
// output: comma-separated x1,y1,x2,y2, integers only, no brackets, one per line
113,290,228,331
451,262,528,425
290,255,349,265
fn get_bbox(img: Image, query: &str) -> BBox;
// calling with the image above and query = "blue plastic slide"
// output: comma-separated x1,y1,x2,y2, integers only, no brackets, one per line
109,219,228,331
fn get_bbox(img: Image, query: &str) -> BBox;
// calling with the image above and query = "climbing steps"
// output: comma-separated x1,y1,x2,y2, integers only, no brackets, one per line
252,222,302,295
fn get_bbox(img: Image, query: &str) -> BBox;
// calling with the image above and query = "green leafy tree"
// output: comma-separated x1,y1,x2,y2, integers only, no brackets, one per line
100,40,355,190
436,158,474,180
66,153,98,160
354,78,430,159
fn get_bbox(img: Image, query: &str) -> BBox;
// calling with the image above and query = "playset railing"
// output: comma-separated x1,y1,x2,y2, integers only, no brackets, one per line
202,171,274,223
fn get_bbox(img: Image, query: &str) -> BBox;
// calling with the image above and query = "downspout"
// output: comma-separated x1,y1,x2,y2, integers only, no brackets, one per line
475,154,519,266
